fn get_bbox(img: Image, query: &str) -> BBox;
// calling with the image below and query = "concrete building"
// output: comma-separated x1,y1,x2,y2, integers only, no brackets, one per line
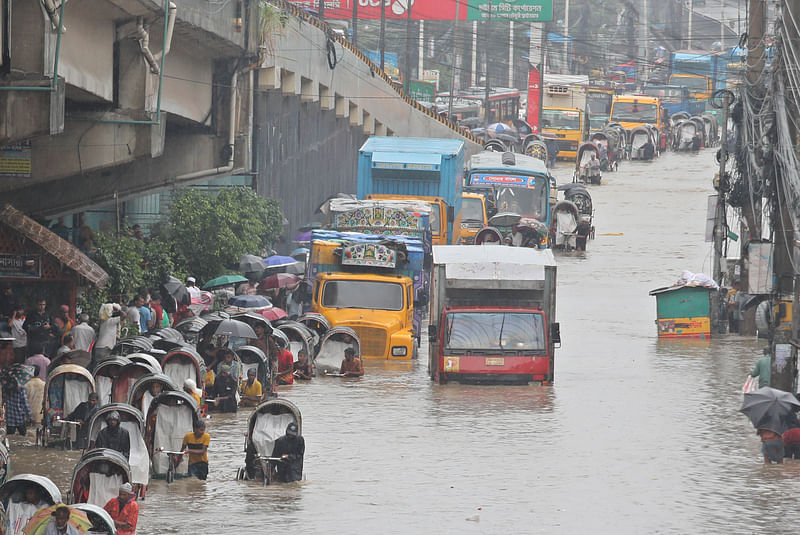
0,0,477,239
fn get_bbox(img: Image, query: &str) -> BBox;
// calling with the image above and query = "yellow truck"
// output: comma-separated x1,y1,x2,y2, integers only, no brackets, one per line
609,95,665,132
458,193,487,244
541,75,589,160
308,232,423,361
366,194,453,246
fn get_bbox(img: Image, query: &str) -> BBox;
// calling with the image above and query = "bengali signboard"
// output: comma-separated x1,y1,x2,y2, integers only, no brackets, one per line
408,80,436,103
0,141,32,178
289,0,553,21
0,254,41,278
467,0,553,21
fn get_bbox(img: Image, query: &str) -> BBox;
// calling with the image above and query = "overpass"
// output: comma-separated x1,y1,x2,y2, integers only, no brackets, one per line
0,0,480,235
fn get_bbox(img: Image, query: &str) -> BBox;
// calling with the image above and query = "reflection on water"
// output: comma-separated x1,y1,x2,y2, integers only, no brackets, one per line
7,151,800,533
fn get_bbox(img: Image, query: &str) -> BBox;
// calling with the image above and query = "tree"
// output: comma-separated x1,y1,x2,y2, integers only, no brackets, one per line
168,187,284,282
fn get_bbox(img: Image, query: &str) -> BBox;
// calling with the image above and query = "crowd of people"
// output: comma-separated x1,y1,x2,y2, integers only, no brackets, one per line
0,269,369,534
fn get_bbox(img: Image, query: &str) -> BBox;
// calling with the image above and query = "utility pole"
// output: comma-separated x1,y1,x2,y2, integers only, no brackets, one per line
471,21,478,86
319,0,324,19
563,0,569,73
712,93,729,333
739,0,766,336
419,21,424,83
405,0,412,92
380,0,386,73
642,0,648,84
485,0,493,127
509,21,515,88
448,0,462,119
688,0,693,48
352,1,357,47
720,2,725,48
772,0,800,392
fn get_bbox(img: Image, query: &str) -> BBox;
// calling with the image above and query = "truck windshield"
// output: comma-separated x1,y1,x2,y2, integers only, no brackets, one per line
611,102,658,123
322,280,404,311
587,93,612,115
462,197,485,224
643,87,682,103
445,312,545,351
669,75,710,92
541,109,581,130
428,203,441,234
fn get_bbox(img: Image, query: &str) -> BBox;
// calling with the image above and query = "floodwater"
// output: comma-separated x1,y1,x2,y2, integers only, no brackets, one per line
9,149,800,534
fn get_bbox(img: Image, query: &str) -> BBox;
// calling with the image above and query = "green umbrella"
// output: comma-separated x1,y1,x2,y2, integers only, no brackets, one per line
203,274,248,290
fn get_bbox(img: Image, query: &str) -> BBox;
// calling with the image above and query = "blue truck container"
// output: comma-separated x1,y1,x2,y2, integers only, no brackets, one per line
356,137,466,244
642,85,706,118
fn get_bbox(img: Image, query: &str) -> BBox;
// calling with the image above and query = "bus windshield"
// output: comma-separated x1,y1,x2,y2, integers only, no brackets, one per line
445,312,546,351
461,197,485,224
611,102,658,123
587,93,613,115
322,280,404,311
541,109,581,130
467,174,548,221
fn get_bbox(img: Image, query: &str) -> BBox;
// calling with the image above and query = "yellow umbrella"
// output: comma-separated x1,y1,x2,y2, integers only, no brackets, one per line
22,504,91,535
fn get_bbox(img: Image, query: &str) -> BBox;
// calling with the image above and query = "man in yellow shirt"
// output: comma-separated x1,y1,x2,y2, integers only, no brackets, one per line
181,420,210,480
240,368,263,407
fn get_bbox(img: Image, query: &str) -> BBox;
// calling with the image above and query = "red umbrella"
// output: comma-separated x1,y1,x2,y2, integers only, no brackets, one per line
260,273,301,290
259,307,288,321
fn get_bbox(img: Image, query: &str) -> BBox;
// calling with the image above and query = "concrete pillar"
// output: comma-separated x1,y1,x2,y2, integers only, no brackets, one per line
349,102,362,126
335,93,349,118
281,69,297,95
319,83,334,110
300,77,319,103
258,67,282,90
362,110,374,134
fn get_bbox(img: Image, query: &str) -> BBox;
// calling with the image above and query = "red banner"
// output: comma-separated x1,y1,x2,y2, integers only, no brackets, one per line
289,0,461,21
526,67,541,133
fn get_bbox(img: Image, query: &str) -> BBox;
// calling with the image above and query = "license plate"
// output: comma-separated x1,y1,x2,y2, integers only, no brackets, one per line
485,357,504,366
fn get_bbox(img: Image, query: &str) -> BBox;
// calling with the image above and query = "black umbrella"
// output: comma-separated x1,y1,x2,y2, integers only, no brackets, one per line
239,254,267,273
209,319,257,339
161,276,190,309
740,387,800,435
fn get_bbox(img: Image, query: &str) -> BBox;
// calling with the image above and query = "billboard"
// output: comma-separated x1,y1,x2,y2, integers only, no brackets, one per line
289,0,553,22
526,67,541,133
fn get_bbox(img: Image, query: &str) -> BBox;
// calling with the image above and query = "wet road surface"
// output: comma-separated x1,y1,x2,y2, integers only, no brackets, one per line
10,149,799,534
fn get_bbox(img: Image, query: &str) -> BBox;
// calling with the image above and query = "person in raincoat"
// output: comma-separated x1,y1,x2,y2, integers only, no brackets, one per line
272,422,304,483
95,411,131,460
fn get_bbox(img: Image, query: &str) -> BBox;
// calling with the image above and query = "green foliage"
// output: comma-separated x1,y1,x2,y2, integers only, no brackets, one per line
168,187,284,282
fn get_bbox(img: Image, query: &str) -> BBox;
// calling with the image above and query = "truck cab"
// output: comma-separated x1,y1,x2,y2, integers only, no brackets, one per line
312,272,415,360
609,95,664,132
428,246,559,384
458,193,487,244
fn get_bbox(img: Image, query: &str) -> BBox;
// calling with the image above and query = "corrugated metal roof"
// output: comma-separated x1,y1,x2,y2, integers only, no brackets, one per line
433,245,556,267
360,137,465,155
0,204,109,288
468,152,548,175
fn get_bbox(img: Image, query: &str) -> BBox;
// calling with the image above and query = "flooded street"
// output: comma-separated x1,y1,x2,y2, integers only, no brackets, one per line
9,149,799,534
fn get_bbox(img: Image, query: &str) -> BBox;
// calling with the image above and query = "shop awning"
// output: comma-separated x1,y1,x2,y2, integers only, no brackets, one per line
0,204,109,287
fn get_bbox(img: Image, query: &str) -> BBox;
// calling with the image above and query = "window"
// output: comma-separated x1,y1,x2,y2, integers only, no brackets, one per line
322,280,404,311
445,312,546,351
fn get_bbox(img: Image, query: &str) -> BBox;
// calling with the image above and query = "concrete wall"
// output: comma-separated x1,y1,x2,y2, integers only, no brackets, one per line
261,14,482,152
162,47,213,124
256,90,368,237
58,0,115,102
